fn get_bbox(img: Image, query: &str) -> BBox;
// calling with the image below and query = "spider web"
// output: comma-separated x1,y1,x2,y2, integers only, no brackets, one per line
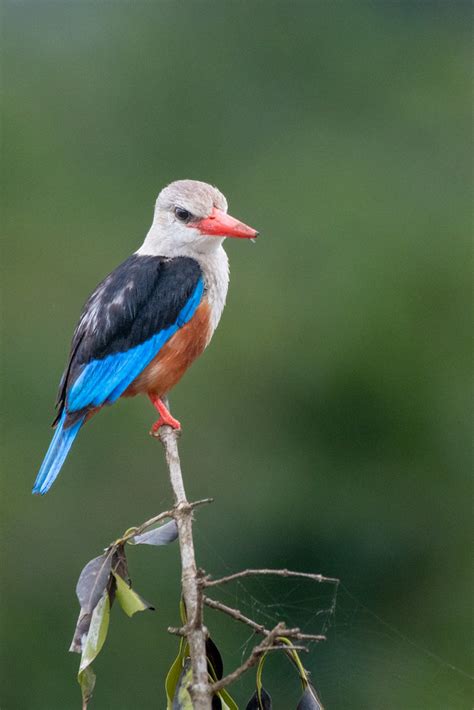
195,529,473,710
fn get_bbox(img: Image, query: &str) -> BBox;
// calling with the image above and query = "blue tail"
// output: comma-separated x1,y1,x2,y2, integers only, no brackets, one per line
33,411,85,495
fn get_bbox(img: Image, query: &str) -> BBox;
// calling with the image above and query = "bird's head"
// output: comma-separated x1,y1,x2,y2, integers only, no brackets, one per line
139,179,258,257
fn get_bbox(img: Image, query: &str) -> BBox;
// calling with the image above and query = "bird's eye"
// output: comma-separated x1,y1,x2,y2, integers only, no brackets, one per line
174,207,192,222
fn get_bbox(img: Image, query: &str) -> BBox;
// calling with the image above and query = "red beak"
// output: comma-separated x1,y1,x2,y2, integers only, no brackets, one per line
194,207,259,239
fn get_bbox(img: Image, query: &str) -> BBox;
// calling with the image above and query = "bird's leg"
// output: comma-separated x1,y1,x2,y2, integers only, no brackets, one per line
148,394,181,435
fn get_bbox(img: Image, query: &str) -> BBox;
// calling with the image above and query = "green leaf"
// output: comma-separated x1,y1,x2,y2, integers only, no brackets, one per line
112,572,154,617
129,519,178,546
217,688,240,710
173,657,193,709
245,687,272,709
296,685,324,710
165,640,188,709
279,636,309,687
78,665,96,710
76,591,110,708
165,617,239,710
277,637,324,708
245,651,271,709
79,590,110,673
179,598,187,625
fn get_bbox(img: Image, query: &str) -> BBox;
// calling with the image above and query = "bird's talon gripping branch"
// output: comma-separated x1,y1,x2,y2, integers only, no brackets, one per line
150,417,181,437
149,394,181,435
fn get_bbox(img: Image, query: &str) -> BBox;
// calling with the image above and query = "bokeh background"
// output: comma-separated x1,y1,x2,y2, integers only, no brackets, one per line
1,2,472,709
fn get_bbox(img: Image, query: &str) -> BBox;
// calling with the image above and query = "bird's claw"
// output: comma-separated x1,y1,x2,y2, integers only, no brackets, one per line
149,415,181,438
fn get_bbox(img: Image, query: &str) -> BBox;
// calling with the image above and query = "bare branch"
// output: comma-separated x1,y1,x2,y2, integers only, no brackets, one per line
157,411,211,710
204,597,326,642
167,625,186,637
209,623,286,693
186,497,214,508
203,596,271,635
204,567,339,587
291,632,327,642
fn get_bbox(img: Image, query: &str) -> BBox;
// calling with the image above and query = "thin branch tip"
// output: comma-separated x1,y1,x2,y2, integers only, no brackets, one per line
204,567,340,588
167,626,185,637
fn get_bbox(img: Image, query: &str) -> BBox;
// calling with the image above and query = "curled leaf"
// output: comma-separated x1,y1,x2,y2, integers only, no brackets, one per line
216,688,239,710
112,572,154,617
70,551,114,653
76,590,110,708
296,685,324,710
245,686,272,709
165,636,238,710
69,611,92,654
129,519,178,546
111,543,128,581
78,665,96,710
173,657,193,709
206,636,224,681
76,551,113,614
205,636,238,709
166,640,188,709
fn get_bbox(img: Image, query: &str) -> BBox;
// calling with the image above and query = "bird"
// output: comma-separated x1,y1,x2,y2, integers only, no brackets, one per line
33,179,258,495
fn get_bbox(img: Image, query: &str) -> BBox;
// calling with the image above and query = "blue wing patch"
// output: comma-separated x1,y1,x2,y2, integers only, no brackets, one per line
67,278,204,412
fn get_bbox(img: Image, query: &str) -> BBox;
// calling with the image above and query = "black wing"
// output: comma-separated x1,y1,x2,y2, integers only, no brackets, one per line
54,254,203,423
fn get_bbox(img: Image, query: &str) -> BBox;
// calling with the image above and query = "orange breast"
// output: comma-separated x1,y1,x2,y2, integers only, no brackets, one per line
124,301,212,398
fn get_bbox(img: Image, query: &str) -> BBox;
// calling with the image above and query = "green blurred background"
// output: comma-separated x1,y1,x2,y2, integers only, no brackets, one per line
1,2,472,708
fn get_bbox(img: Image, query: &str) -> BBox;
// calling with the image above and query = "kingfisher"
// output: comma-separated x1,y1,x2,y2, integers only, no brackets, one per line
33,179,258,495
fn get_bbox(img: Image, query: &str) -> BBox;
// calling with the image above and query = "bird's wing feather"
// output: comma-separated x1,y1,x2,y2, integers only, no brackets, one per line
56,254,203,419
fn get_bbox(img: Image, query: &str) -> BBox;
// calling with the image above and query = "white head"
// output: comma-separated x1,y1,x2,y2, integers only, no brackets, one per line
138,179,258,258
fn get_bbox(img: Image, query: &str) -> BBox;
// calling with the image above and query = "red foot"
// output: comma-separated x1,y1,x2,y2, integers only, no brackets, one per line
148,395,181,436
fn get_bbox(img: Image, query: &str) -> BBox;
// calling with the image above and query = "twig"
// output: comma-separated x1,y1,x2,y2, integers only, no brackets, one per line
157,403,211,710
209,623,286,693
203,596,271,635
204,568,339,587
203,596,326,642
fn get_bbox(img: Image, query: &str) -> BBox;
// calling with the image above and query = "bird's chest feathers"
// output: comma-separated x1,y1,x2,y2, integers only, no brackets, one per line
199,247,229,336
126,300,212,396
126,249,229,397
